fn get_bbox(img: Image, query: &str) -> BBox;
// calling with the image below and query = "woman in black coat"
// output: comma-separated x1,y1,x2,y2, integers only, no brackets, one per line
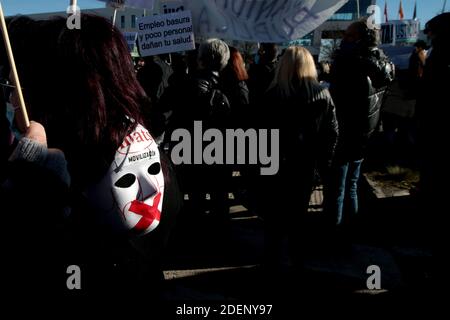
259,46,338,269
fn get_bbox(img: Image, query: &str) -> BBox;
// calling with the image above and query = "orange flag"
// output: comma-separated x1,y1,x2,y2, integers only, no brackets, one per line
399,0,405,20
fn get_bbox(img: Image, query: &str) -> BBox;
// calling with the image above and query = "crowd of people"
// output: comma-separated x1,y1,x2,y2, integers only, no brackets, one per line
0,11,448,295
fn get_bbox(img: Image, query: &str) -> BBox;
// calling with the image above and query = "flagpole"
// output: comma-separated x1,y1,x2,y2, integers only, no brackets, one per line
384,0,388,23
443,0,448,13
356,0,360,19
0,1,30,130
69,0,78,18
112,8,118,26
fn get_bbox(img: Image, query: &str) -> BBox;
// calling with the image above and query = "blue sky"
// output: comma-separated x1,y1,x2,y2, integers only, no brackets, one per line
2,0,449,24
381,0,448,23
2,0,104,15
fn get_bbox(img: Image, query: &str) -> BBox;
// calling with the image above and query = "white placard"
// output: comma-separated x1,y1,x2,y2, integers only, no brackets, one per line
137,10,195,57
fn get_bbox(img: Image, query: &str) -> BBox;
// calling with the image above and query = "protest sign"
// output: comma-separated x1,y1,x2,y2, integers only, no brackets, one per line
160,1,184,15
137,10,195,56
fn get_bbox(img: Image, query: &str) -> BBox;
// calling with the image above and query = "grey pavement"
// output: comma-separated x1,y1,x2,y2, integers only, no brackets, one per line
160,180,433,301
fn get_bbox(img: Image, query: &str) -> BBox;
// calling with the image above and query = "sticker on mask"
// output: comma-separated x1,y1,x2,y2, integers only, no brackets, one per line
86,124,164,235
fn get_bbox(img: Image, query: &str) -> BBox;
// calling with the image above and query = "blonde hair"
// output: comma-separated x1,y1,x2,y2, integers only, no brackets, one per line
271,46,319,98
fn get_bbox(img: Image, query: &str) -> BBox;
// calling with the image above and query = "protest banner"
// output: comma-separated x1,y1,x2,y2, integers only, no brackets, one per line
99,0,348,43
137,10,195,56
160,1,184,15
99,0,155,10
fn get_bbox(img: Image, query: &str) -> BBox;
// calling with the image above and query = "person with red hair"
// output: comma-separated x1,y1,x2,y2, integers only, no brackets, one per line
221,46,250,128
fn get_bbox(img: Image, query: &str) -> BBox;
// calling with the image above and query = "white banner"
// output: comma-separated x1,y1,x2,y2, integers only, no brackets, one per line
99,0,155,10
182,0,348,42
99,0,348,42
137,10,195,56
160,1,185,14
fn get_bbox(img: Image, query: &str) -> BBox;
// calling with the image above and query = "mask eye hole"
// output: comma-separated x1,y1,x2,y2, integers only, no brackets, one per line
114,173,136,188
148,162,161,175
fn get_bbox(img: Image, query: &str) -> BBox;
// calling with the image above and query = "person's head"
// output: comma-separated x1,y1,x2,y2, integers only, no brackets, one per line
424,12,450,48
222,47,248,82
271,46,318,98
170,53,188,75
318,61,331,75
343,20,378,48
198,38,230,72
136,57,145,68
259,43,278,64
414,40,428,53
9,15,167,234
9,14,149,184
186,44,199,75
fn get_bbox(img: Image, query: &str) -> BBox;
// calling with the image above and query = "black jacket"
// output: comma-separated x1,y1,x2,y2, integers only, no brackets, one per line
330,45,394,161
221,79,250,128
173,69,231,130
248,60,277,107
263,82,339,176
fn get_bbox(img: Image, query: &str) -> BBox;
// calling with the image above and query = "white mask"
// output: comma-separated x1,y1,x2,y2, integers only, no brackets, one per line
86,124,164,235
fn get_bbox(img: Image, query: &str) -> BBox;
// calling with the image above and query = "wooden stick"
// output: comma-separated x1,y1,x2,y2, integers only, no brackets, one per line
0,1,30,129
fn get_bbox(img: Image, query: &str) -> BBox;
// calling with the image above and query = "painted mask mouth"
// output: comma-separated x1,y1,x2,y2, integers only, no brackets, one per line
128,192,162,232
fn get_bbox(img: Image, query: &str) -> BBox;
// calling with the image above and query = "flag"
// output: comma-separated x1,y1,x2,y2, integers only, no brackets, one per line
399,0,404,20
413,1,417,20
384,1,389,23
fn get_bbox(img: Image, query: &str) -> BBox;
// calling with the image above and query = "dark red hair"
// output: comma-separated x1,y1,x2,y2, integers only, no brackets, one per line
8,14,151,186
227,47,248,82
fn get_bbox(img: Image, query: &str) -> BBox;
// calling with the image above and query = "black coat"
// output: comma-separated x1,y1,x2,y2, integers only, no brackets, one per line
263,82,339,177
330,45,394,161
173,69,231,130
416,41,450,197
248,61,277,105
255,82,338,218
221,79,250,128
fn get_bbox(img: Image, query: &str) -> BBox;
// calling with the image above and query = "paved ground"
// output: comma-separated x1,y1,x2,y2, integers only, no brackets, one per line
159,178,433,303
